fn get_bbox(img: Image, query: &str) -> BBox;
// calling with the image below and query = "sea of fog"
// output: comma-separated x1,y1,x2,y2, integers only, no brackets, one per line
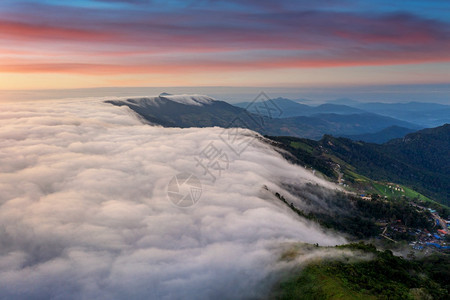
0,98,346,299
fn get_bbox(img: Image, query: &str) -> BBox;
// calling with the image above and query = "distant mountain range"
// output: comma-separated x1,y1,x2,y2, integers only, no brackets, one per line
234,97,365,117
343,126,417,144
354,102,450,128
107,94,420,140
235,97,450,128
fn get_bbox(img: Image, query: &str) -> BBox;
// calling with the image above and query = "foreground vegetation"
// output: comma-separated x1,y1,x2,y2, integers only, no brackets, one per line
274,190,435,240
274,243,450,300
267,128,450,299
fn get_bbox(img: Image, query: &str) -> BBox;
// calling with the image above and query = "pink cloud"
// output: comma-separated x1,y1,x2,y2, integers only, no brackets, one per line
0,8,449,76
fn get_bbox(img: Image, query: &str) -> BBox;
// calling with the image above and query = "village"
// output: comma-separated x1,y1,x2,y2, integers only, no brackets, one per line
377,205,450,252
341,177,449,252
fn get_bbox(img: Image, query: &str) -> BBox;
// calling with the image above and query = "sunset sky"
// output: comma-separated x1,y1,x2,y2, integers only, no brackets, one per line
0,0,449,90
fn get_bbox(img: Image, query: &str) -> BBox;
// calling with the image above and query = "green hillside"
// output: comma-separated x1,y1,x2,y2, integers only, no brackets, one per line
273,243,450,300
268,124,450,207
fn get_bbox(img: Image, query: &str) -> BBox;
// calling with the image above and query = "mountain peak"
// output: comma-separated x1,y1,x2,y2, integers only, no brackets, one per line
158,94,215,106
116,94,216,107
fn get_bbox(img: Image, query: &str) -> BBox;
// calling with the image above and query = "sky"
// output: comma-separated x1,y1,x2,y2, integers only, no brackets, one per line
0,0,449,90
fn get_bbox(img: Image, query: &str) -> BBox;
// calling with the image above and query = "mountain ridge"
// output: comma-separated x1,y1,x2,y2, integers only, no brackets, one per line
343,125,416,144
234,98,365,117
106,94,420,139
269,124,450,205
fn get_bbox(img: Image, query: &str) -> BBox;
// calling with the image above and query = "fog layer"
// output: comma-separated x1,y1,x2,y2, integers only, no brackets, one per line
0,98,345,299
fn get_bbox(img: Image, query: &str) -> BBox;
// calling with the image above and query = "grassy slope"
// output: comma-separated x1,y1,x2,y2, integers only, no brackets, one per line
274,244,449,300
319,131,449,206
270,135,447,211
278,266,376,300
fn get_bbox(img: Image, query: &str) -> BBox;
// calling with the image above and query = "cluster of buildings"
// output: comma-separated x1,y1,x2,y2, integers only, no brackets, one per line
409,229,449,251
387,184,405,193
377,207,450,252
358,189,450,252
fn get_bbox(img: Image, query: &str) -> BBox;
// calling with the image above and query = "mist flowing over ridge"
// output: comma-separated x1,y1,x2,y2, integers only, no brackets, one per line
107,94,421,140
0,97,346,299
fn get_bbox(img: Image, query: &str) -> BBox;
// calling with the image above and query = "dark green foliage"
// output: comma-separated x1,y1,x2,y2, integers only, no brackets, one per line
384,124,450,177
275,243,450,299
268,136,338,179
353,197,434,230
274,191,433,240
268,124,450,206
319,126,450,205
420,253,450,294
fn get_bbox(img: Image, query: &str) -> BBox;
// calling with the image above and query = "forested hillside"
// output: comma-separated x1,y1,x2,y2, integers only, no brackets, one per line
269,124,450,206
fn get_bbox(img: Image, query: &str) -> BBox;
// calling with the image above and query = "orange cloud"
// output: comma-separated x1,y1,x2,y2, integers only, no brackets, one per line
2,53,450,76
